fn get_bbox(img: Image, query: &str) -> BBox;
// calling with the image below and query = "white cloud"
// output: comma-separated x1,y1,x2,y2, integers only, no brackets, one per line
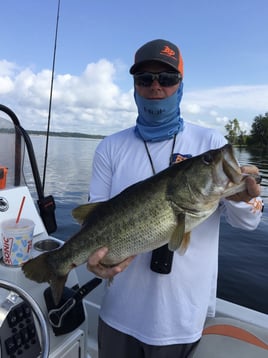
0,76,14,94
1,59,267,136
209,110,218,117
0,60,19,76
0,59,136,135
184,85,268,111
183,103,201,114
182,85,268,134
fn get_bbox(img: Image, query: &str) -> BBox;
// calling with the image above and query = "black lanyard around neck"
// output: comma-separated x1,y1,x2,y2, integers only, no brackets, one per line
143,134,177,175
143,134,177,275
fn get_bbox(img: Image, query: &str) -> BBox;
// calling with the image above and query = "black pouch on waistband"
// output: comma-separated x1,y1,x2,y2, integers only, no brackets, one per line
150,244,174,274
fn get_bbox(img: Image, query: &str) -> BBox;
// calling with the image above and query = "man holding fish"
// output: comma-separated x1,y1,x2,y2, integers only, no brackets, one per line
22,39,263,357
87,39,262,357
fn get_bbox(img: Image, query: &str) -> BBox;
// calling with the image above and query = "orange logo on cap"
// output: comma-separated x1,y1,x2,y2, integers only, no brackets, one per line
160,46,177,59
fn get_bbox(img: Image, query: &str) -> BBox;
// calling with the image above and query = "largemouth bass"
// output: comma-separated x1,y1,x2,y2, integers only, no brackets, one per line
22,144,256,304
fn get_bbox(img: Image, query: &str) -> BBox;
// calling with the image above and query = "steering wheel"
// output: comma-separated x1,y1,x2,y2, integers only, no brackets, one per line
0,279,49,358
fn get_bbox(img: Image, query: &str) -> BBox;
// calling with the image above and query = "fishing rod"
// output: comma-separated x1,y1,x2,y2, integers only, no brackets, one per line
42,0,61,191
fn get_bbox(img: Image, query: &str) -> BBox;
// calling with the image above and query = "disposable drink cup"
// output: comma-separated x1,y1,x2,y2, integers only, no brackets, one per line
1,218,35,266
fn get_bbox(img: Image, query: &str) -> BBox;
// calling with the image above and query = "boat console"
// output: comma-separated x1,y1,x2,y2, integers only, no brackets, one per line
0,105,100,357
0,186,94,358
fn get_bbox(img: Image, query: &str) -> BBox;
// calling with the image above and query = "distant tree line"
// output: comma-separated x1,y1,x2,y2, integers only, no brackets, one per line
0,128,105,140
225,112,268,148
27,130,105,140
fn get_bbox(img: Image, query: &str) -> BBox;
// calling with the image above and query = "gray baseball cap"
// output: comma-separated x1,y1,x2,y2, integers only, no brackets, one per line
129,39,184,77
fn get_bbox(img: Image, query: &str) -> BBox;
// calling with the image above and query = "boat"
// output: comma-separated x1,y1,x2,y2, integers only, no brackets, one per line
0,104,267,358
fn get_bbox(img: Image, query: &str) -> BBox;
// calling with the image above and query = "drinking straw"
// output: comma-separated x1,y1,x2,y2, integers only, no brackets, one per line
16,196,26,224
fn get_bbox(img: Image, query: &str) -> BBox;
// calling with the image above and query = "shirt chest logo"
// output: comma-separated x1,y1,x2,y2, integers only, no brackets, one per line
171,153,192,165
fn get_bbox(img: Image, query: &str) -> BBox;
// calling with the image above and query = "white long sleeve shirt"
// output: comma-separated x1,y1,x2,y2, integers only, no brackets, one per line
89,122,262,345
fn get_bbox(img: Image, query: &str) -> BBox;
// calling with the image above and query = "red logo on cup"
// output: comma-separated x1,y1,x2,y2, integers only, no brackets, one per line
3,237,13,265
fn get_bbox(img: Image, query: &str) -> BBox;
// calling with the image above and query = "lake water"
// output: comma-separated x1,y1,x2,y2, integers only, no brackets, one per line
20,135,268,315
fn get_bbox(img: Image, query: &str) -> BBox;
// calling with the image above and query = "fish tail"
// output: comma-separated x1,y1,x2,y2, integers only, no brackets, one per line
22,252,68,305
49,275,68,306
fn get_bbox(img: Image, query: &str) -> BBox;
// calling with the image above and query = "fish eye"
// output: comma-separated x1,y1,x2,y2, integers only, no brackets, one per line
202,153,213,165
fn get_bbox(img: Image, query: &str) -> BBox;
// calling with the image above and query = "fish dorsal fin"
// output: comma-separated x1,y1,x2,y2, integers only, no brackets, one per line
72,202,103,224
168,213,186,251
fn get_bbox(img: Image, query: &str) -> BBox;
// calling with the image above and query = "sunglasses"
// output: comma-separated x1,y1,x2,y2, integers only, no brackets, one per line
134,71,182,87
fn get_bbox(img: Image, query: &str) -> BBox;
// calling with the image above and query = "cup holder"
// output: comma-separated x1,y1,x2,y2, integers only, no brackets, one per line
34,239,61,252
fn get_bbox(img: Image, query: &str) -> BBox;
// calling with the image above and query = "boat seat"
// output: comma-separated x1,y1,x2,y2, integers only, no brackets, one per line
189,317,268,357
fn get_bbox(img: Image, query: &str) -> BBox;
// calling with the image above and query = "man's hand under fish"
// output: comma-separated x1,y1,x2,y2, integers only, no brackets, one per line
87,247,135,280
87,164,261,280
226,165,261,202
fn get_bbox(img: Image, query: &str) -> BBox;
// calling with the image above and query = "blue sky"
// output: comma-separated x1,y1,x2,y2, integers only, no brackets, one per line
0,0,267,135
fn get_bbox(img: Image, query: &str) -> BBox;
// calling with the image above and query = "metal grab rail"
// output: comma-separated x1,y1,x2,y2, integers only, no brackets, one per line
0,104,43,197
0,104,57,233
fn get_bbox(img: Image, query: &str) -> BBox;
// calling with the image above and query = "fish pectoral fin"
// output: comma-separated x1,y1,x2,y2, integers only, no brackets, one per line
178,232,191,255
168,225,191,256
168,212,191,255
168,215,185,252
72,202,104,224
108,277,114,286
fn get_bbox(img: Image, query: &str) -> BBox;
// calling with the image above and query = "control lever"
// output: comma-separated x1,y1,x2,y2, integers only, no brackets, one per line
46,278,102,330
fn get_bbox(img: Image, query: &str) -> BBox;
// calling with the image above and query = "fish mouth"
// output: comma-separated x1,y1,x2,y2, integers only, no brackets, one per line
221,145,262,186
222,158,242,184
221,145,242,184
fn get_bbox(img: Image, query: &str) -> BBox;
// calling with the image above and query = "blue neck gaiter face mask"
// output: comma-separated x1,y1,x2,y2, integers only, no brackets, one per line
134,83,184,142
